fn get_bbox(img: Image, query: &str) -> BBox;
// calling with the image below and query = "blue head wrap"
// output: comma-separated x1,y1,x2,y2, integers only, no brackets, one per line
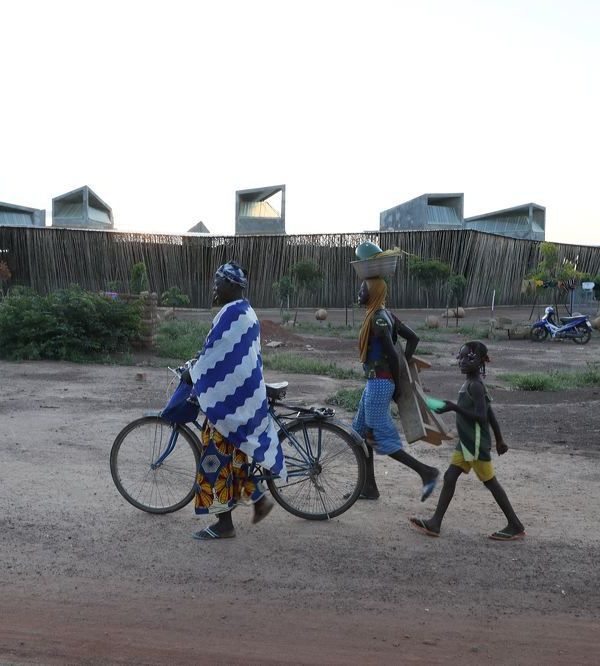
215,261,248,288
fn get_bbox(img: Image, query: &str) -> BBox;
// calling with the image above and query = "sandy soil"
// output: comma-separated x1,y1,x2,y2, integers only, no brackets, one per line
2,308,600,665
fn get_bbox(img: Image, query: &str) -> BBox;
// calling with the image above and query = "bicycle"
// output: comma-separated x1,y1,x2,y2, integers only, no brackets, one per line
110,371,367,521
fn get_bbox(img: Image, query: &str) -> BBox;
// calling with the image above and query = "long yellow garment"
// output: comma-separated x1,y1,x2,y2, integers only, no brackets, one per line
358,278,387,363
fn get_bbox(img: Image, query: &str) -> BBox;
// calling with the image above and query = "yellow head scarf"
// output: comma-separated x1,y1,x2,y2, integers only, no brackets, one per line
358,278,387,363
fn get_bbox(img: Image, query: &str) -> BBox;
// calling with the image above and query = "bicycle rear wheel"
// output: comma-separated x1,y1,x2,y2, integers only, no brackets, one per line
110,416,200,514
267,420,366,521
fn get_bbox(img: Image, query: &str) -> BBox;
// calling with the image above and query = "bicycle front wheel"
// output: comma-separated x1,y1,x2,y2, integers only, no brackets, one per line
110,416,200,514
267,420,366,521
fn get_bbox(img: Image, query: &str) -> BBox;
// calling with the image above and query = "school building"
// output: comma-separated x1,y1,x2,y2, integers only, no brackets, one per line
380,193,545,241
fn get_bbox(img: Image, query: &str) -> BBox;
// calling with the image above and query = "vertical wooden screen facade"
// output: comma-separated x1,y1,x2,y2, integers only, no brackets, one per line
1,226,598,309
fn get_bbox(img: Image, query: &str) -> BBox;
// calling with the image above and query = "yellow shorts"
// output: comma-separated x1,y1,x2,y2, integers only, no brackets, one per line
450,450,495,482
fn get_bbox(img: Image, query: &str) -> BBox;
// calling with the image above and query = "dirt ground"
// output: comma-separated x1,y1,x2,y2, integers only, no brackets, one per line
2,306,600,665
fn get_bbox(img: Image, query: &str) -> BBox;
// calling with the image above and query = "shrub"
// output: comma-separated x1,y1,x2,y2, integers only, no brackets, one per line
130,262,149,294
0,286,141,361
154,321,211,360
409,258,451,308
107,279,123,292
326,387,364,411
161,287,191,308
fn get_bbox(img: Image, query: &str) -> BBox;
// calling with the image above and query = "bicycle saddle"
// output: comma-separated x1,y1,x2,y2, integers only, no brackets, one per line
266,381,288,400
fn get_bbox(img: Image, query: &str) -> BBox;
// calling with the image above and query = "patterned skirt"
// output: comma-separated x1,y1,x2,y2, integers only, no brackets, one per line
194,421,266,515
352,378,404,456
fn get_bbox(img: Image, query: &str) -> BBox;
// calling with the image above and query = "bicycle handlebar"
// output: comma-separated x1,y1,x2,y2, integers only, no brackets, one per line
168,359,197,385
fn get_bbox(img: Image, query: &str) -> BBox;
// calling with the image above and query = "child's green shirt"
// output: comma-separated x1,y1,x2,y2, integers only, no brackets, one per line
454,379,492,462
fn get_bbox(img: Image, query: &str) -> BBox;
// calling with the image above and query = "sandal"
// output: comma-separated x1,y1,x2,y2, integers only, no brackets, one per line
421,470,440,502
489,529,526,541
192,526,236,540
409,517,440,537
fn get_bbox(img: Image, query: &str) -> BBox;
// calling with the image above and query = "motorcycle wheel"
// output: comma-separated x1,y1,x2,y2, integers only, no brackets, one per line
530,327,548,342
572,326,592,344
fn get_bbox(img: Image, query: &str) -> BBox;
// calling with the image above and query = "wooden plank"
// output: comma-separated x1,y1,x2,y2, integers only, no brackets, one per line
408,362,421,386
420,424,444,446
410,355,431,370
396,352,427,444
407,356,453,442
413,383,454,439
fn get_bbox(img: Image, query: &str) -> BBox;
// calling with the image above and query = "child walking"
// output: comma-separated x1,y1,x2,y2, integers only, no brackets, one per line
410,341,525,541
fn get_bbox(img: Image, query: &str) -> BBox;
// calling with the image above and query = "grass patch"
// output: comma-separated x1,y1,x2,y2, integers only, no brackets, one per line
294,323,438,354
293,322,360,339
414,332,452,343
500,364,600,391
416,324,489,338
155,321,211,360
82,352,136,365
262,353,361,380
326,387,364,411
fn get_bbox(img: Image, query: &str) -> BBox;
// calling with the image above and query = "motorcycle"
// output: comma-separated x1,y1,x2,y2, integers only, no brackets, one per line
530,306,593,344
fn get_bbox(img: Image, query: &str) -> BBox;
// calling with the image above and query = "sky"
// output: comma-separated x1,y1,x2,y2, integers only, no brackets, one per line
2,0,599,245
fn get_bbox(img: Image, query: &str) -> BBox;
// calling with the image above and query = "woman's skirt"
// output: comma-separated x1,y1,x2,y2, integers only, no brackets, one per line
194,421,266,514
352,378,404,455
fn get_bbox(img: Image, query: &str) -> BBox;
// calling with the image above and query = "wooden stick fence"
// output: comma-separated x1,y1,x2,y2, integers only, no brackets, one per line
1,226,599,310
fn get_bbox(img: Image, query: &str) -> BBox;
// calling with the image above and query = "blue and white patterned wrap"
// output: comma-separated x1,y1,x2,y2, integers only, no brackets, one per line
190,299,287,481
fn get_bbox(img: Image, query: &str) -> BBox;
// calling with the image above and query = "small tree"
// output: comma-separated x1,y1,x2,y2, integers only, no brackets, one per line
593,276,600,306
526,242,583,313
107,280,123,293
448,274,467,308
161,286,190,308
528,242,580,283
0,260,11,300
130,262,149,294
290,261,322,325
272,275,294,320
409,258,451,308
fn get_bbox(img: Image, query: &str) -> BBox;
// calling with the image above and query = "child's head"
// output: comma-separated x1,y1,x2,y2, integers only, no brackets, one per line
457,340,490,376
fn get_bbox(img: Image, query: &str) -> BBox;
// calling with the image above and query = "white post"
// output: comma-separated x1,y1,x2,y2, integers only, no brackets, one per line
491,289,496,314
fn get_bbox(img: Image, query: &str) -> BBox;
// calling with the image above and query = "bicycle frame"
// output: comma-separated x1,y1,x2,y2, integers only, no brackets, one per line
150,427,180,469
146,398,367,483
